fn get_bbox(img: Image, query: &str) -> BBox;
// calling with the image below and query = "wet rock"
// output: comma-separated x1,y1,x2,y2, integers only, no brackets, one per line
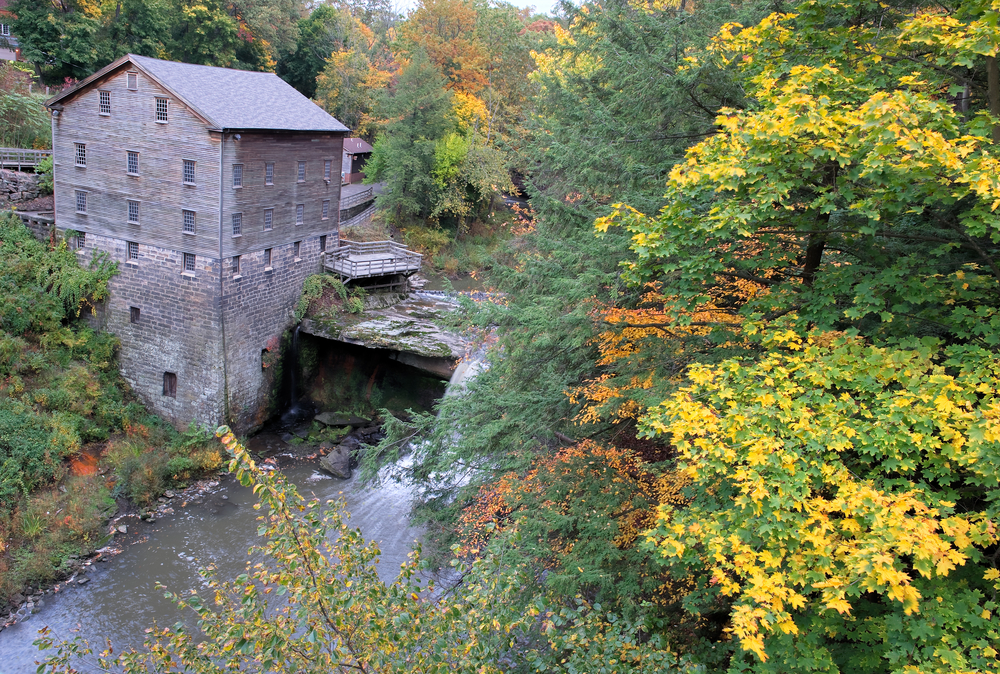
319,445,352,479
10,593,24,605
117,525,128,534
292,423,311,439
314,412,370,428
164,490,176,498
77,577,89,585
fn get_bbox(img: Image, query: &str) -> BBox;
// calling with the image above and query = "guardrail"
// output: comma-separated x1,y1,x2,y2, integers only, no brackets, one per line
324,239,422,280
340,202,376,229
0,148,51,171
340,187,374,211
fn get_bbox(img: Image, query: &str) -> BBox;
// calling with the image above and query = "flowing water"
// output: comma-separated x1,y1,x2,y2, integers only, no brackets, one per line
0,433,426,673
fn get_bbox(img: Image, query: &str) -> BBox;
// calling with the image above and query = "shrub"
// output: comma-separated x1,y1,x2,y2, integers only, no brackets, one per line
36,155,53,194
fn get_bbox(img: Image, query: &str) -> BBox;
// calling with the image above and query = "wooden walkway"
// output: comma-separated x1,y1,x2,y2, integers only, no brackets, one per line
0,148,51,171
325,240,422,284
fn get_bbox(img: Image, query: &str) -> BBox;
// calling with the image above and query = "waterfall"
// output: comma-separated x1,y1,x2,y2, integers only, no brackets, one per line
280,325,312,426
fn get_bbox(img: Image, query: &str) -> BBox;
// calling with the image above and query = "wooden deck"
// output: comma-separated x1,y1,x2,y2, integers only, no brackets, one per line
325,239,422,283
0,148,51,171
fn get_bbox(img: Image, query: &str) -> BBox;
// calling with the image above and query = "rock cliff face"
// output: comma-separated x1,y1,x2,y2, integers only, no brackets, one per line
299,293,469,379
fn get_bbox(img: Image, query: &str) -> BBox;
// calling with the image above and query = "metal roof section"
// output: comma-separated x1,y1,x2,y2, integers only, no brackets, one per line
343,137,374,154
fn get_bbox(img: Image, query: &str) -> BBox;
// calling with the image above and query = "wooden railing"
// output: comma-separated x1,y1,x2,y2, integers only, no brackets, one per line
325,239,422,280
340,187,374,211
0,148,51,171
340,202,376,230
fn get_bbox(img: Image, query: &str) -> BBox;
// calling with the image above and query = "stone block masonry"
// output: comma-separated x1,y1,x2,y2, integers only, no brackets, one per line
61,197,337,433
85,231,227,428
78,229,329,433
222,235,327,432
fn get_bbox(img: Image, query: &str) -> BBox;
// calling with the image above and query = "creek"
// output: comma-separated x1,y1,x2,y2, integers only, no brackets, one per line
0,432,427,673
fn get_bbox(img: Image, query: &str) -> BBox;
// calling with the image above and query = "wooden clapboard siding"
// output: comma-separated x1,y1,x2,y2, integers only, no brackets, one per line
221,132,343,259
53,66,222,259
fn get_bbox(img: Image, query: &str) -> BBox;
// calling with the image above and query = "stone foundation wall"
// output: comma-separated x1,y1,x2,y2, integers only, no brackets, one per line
27,218,334,433
222,235,327,433
0,169,41,204
84,232,227,428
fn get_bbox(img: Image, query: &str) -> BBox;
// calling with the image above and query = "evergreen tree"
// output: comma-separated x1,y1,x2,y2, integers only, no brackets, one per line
365,52,453,225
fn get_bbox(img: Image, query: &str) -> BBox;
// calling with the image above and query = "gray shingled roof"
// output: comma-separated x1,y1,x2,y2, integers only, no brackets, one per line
129,54,348,132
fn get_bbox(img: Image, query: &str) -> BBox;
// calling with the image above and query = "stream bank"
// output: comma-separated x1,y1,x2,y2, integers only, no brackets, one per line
0,428,432,674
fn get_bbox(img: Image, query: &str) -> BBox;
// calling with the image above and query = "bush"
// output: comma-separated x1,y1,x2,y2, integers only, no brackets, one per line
36,155,53,194
402,225,451,256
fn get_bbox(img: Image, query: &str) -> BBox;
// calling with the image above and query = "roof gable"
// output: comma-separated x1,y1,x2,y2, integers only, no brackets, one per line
344,138,374,154
47,54,349,134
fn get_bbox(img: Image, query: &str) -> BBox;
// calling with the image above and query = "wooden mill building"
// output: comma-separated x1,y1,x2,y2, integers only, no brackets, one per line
45,54,348,432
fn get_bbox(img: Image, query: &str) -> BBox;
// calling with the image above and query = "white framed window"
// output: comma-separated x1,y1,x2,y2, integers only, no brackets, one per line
127,241,138,261
183,252,196,273
183,159,196,185
233,255,241,276
264,208,273,231
126,72,138,90
296,204,304,225
74,143,86,167
232,212,242,236
264,248,272,269
297,161,305,182
183,209,196,234
232,164,243,188
99,91,111,115
322,200,329,220
127,199,140,224
127,150,139,175
0,25,10,37
324,160,331,181
155,97,168,122
75,231,86,249
293,240,301,258
265,162,273,185
75,190,87,213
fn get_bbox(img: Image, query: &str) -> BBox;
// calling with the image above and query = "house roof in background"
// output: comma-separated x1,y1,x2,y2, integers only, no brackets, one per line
46,54,349,133
344,138,373,154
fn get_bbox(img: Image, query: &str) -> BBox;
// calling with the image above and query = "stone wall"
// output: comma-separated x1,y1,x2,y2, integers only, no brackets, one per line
221,235,327,433
0,170,41,204
83,232,227,429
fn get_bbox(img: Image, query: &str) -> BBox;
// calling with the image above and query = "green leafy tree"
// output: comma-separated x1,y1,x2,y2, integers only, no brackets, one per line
10,0,103,81
167,0,245,68
365,51,453,226
277,4,362,98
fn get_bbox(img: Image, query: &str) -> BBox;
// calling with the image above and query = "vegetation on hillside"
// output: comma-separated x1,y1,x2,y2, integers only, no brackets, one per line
0,213,221,607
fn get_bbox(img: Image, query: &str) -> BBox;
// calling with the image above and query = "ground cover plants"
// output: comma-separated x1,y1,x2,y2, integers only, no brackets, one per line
0,213,222,607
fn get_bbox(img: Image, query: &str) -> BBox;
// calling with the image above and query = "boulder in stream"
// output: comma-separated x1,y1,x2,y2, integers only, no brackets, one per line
319,444,352,479
315,412,370,428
